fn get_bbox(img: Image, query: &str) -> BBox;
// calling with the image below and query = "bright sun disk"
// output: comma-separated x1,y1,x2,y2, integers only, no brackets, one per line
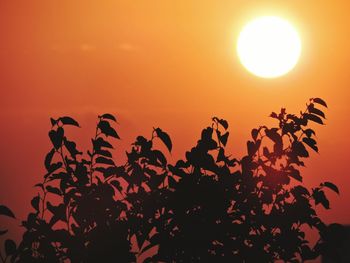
237,16,302,78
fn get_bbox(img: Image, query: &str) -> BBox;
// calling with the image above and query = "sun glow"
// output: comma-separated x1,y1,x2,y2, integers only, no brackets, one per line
237,16,301,78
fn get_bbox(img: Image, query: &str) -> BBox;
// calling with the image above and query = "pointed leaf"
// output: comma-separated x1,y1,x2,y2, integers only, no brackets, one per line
251,128,259,141
304,129,315,138
96,156,115,166
93,137,114,150
155,128,172,152
321,182,339,194
218,119,228,130
313,98,328,108
100,113,117,122
98,121,120,139
0,205,15,219
59,116,80,127
220,132,229,146
306,114,324,125
313,189,330,209
46,186,62,196
49,127,64,150
50,118,57,126
45,149,56,171
168,176,177,188
309,107,325,119
302,137,318,152
31,196,40,211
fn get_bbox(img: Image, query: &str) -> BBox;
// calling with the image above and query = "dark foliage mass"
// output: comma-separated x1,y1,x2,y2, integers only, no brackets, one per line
0,98,347,262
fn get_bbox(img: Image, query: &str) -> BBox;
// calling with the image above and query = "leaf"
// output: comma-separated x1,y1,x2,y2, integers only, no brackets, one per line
45,149,56,171
96,149,112,158
168,176,177,188
220,132,229,146
309,107,325,119
270,112,278,119
34,183,44,190
110,180,122,192
251,128,259,141
100,113,117,122
292,141,309,158
98,121,120,139
0,205,15,219
49,127,64,149
64,138,82,158
313,189,330,209
313,98,328,108
153,149,167,167
96,156,115,166
155,128,172,152
45,162,63,177
31,196,40,211
288,166,302,182
50,118,57,126
304,129,315,138
321,182,339,194
93,137,114,150
217,148,225,162
46,186,62,196
59,116,80,127
218,119,228,130
292,185,310,198
306,114,324,125
302,137,318,152
5,239,16,256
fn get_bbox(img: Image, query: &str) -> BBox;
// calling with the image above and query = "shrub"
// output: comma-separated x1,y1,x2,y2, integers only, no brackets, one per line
0,98,345,262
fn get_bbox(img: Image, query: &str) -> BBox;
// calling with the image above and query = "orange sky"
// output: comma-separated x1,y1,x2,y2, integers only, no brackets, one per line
1,0,350,231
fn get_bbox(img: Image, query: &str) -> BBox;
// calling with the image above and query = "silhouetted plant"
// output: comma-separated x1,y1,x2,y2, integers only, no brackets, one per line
0,98,346,262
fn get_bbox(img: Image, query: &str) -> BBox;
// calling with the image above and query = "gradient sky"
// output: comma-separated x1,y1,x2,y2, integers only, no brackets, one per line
1,0,349,237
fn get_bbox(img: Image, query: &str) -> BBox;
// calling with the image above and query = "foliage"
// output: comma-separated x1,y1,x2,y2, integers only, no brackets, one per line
0,98,346,262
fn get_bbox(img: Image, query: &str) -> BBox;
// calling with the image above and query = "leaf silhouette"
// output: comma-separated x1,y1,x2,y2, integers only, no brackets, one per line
302,137,318,152
45,148,55,171
100,113,117,122
50,117,57,126
49,127,64,149
98,120,120,139
96,156,115,166
59,116,80,127
31,196,40,211
251,128,259,141
46,186,62,196
155,128,172,152
309,107,325,119
304,128,315,138
305,114,324,125
313,97,328,108
313,189,330,209
321,182,339,194
0,205,15,219
93,137,114,149
220,132,229,146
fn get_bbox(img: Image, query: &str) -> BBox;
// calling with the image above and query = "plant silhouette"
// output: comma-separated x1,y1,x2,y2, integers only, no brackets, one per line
0,98,347,262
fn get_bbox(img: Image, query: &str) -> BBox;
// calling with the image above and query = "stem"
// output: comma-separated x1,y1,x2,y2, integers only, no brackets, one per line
89,122,100,184
41,191,47,219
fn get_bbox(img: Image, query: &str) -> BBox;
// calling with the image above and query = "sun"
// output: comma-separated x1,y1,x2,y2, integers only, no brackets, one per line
237,16,301,78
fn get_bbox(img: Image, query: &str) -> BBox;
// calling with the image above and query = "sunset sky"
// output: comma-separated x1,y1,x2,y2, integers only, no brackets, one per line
1,0,349,236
